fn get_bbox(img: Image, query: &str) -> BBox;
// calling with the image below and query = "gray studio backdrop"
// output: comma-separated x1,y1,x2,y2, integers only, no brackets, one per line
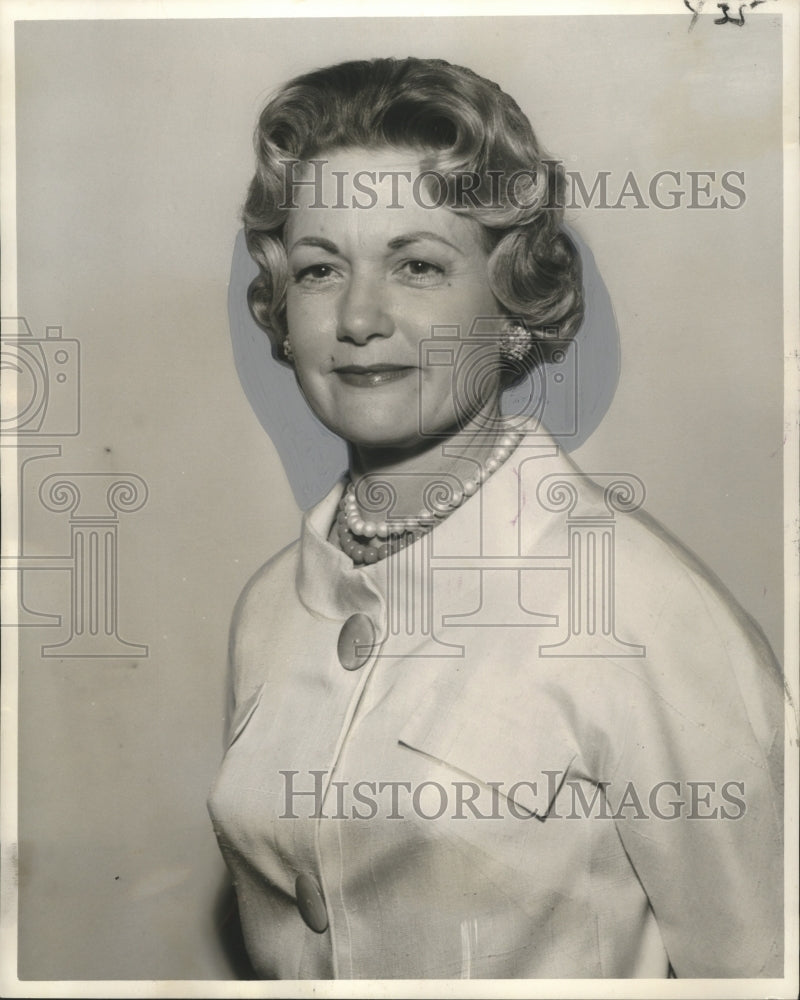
11,15,783,980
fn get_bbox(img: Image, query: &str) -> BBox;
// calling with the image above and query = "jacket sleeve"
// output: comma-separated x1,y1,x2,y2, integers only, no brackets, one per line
607,566,786,978
223,543,298,747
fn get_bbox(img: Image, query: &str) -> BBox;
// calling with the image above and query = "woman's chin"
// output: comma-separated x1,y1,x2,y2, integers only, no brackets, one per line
313,408,432,452
320,411,502,454
339,426,430,452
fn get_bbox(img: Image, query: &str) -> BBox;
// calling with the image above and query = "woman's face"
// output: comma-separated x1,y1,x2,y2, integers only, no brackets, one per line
284,147,504,450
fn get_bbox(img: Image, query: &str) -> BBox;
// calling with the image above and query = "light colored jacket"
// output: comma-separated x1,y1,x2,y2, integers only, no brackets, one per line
208,433,784,979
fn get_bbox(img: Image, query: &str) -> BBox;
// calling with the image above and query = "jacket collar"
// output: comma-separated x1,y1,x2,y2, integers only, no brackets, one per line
295,423,573,627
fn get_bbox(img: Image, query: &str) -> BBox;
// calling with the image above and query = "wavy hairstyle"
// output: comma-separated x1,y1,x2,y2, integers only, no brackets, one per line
243,57,584,377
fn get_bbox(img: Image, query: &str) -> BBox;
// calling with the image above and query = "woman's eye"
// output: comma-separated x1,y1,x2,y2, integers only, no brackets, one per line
293,264,336,285
399,259,445,284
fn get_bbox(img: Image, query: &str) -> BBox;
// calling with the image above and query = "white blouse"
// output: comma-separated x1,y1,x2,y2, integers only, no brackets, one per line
208,432,783,979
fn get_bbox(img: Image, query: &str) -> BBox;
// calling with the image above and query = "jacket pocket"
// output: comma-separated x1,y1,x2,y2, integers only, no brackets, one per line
397,693,576,819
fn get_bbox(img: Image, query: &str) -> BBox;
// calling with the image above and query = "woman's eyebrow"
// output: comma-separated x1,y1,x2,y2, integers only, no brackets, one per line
288,236,340,254
386,231,463,255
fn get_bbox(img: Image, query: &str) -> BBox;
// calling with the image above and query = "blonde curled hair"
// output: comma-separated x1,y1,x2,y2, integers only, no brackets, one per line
243,57,584,374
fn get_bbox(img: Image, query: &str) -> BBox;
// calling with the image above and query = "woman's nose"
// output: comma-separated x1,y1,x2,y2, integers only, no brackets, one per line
336,271,394,345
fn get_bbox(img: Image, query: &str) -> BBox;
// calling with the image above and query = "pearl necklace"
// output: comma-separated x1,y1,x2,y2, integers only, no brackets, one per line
337,427,523,565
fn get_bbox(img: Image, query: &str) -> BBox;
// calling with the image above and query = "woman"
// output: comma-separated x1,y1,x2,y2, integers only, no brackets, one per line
208,57,783,980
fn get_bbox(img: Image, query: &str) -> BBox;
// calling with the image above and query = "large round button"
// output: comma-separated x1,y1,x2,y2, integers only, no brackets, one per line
337,613,376,671
295,873,328,933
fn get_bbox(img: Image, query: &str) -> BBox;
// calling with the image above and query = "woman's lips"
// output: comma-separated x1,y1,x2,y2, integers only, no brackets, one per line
333,365,416,388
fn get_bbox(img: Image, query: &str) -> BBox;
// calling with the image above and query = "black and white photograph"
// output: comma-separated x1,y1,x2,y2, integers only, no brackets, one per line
1,1,797,996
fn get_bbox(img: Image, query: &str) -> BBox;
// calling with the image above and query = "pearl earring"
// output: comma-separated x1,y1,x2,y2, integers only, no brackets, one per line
500,321,533,364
